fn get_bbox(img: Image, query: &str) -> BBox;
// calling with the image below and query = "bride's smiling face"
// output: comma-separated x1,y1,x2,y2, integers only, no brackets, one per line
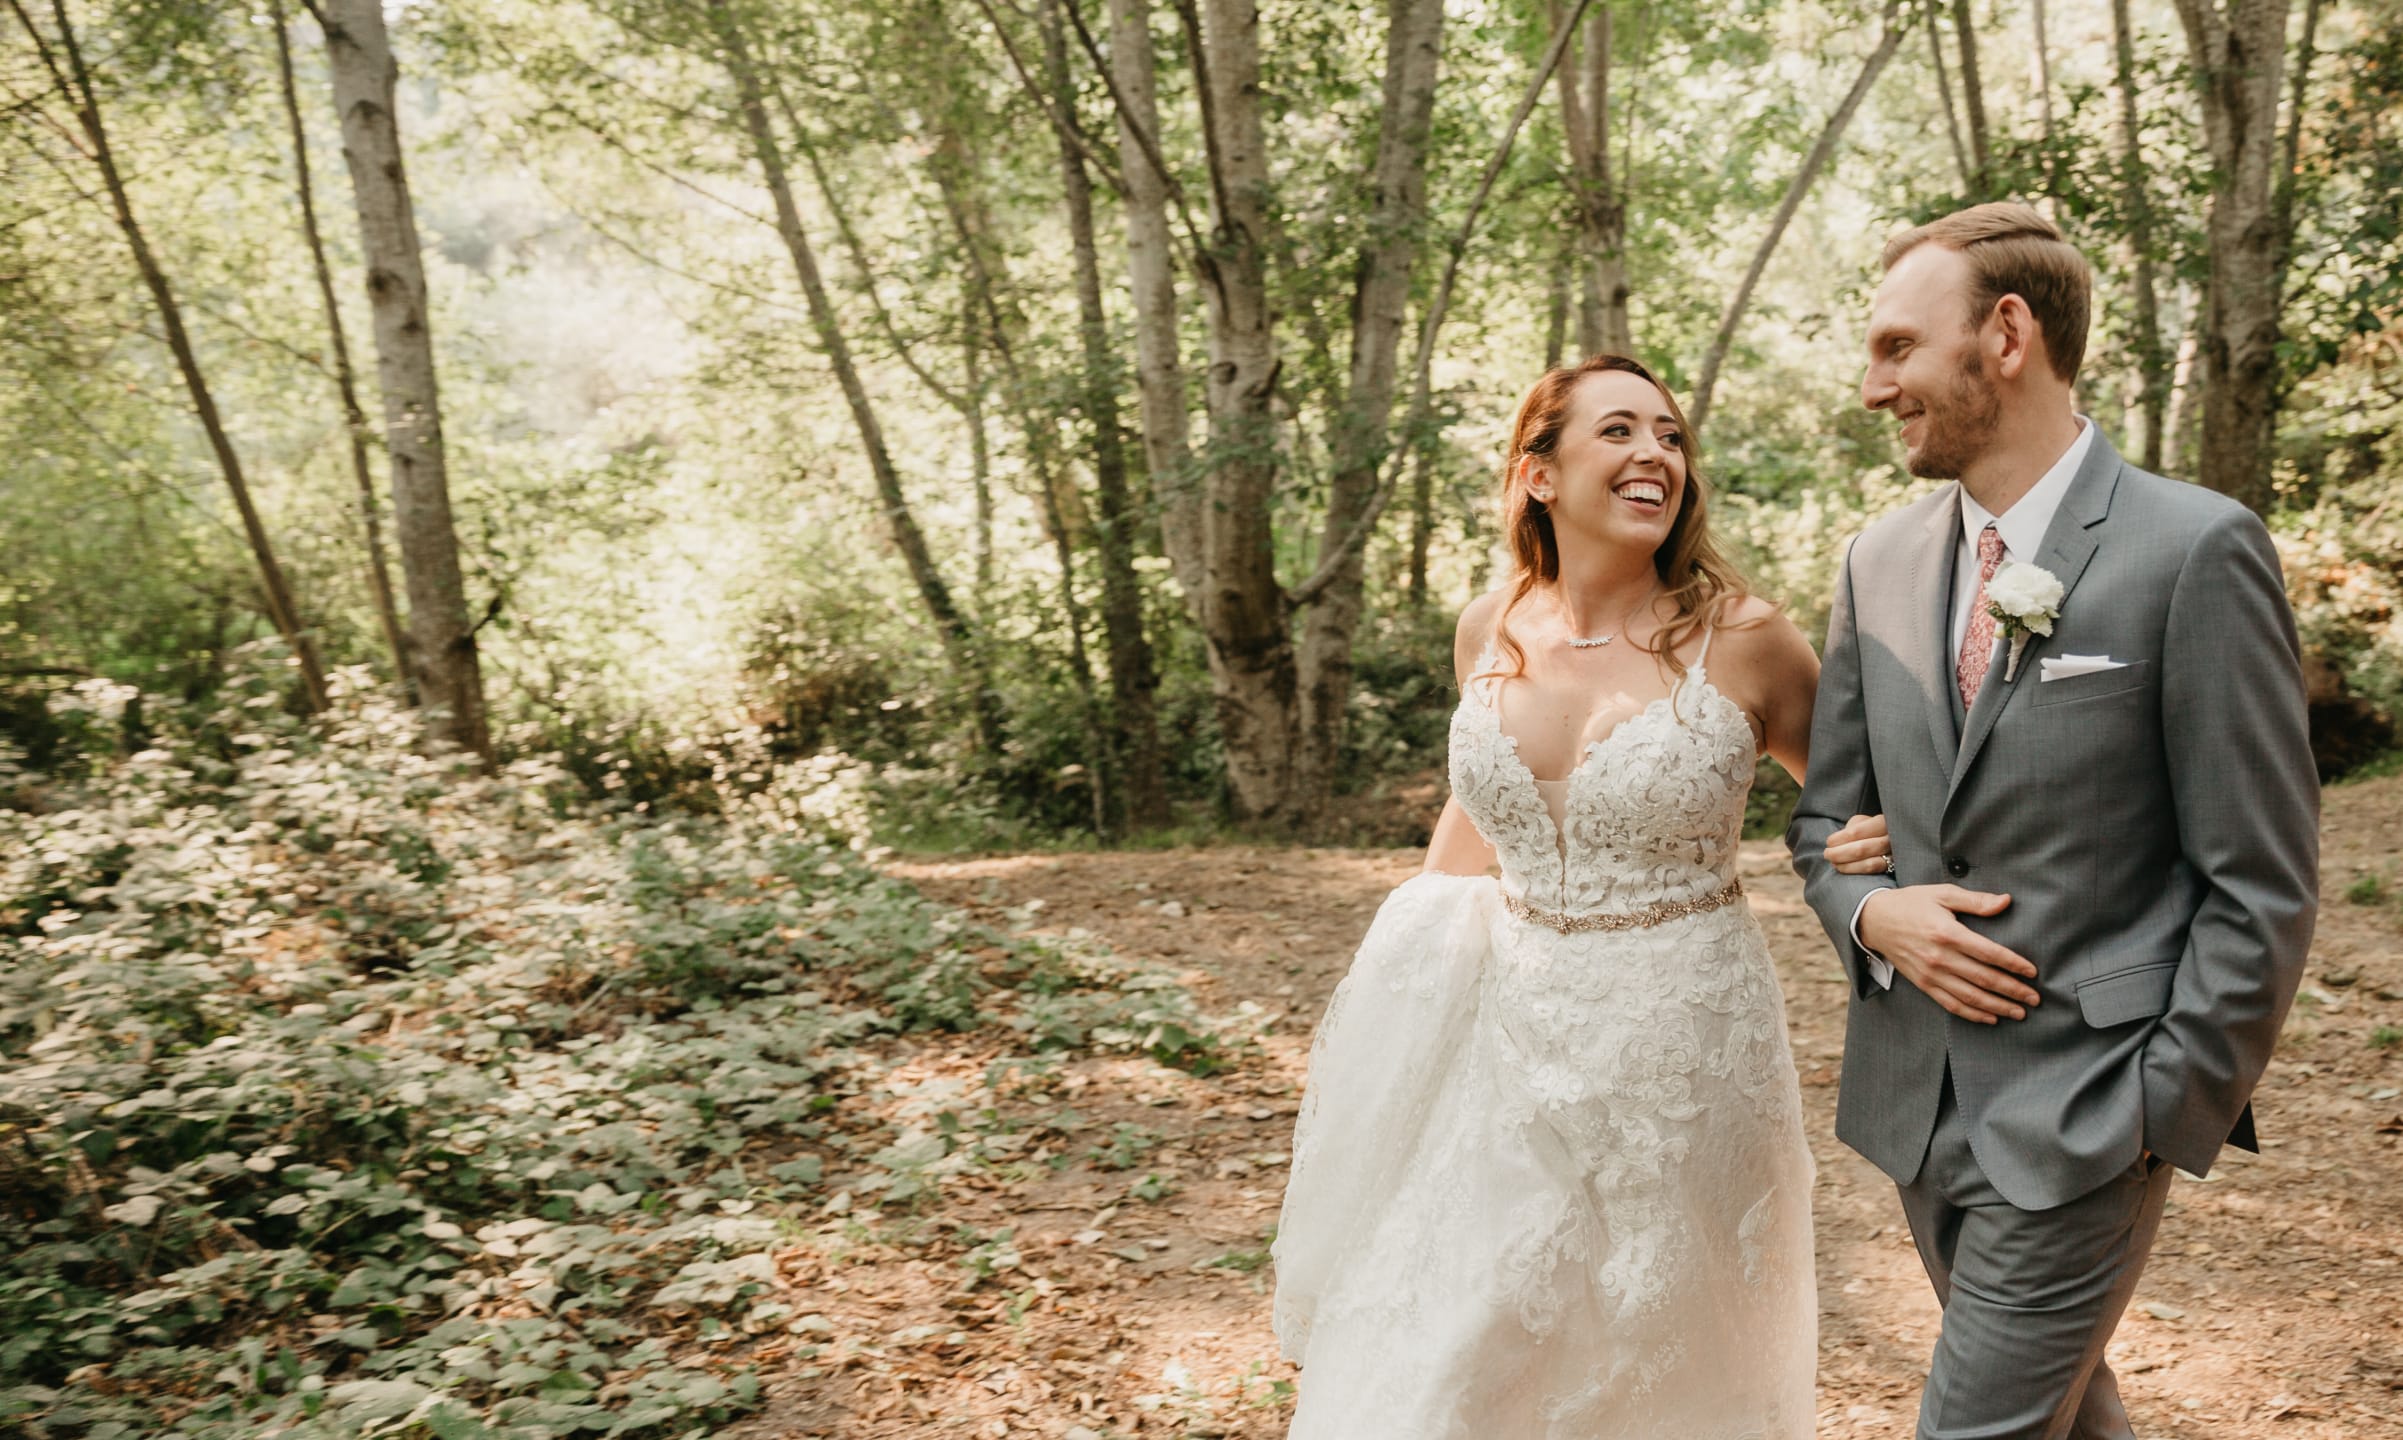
1525,370,1689,557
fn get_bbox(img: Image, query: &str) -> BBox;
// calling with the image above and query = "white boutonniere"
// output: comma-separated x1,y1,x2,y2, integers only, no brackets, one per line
1984,561,2065,681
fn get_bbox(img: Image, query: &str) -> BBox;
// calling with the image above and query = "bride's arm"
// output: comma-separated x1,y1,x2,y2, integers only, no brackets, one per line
1423,796,1499,876
1745,605,1822,783
1422,591,1507,877
1728,600,1891,873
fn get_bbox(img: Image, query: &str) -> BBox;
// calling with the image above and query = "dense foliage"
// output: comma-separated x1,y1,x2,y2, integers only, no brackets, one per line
0,666,1232,1437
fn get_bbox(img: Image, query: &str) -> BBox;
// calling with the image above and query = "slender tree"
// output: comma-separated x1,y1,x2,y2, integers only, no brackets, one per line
1553,0,1629,355
2031,0,2058,198
1926,0,1973,193
13,0,328,712
1103,0,1203,621
1950,0,1993,196
2167,0,2294,510
271,0,410,696
701,0,1006,752
2110,0,2169,469
1183,0,1302,823
1690,0,1908,434
319,0,489,757
1039,0,1168,827
1291,0,1445,814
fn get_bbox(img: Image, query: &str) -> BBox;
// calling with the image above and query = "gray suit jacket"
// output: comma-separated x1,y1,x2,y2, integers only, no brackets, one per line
1789,431,2318,1211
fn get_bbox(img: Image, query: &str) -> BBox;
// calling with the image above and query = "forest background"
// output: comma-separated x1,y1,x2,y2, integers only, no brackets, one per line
2,0,2400,1435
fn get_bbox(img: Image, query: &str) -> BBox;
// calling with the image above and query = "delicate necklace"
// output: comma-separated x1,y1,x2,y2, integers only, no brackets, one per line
1564,583,1658,649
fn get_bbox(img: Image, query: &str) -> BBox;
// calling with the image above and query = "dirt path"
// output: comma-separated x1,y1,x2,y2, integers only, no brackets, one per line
740,782,2403,1438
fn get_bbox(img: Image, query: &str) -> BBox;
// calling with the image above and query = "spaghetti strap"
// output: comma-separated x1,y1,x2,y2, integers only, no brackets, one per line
1464,640,1504,706
1693,623,1716,672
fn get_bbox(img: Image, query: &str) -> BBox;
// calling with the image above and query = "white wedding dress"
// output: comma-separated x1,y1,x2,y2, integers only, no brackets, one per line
1273,635,1816,1438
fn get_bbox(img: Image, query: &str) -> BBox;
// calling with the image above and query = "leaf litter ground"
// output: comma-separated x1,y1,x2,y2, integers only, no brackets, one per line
743,782,2403,1438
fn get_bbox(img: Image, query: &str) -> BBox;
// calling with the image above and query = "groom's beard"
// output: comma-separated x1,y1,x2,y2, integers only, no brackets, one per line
1905,353,2003,480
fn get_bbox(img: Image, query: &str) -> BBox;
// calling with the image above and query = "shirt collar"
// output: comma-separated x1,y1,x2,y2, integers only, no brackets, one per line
1959,416,2094,561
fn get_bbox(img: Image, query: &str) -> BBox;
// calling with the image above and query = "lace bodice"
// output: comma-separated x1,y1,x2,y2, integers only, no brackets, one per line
1277,627,1814,1438
1450,638,1755,917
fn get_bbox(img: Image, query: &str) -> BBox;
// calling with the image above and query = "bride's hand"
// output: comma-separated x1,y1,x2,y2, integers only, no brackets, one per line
1826,813,1894,876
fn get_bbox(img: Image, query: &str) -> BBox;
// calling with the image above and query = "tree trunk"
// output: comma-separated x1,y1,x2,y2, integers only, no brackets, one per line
1042,0,1168,828
1029,431,1116,838
1294,0,1445,816
2031,0,2058,197
321,0,488,756
1951,0,1993,195
1544,235,1571,367
1927,0,1973,193
964,295,996,601
1554,2,1629,356
2169,0,2292,512
1106,0,1203,622
1403,422,1439,610
2165,281,2205,474
1287,0,1591,615
273,0,411,698
2110,0,2169,470
1690,0,1907,434
18,0,329,712
1189,0,1301,825
2271,0,2322,300
703,0,1005,751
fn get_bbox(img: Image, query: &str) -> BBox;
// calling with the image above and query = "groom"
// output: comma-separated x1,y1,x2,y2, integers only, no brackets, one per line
1790,203,2319,1438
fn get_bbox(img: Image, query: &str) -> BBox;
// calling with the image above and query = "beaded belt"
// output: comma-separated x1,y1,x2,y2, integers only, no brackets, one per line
1504,877,1746,934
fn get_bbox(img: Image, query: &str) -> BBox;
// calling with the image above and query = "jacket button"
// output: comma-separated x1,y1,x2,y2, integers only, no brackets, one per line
1946,856,1970,878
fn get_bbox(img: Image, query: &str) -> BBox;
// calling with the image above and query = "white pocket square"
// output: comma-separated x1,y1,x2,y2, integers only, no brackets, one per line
2038,654,2129,682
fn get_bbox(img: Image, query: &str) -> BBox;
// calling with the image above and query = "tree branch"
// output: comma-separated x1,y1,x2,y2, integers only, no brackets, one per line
1286,0,1594,609
965,0,1131,196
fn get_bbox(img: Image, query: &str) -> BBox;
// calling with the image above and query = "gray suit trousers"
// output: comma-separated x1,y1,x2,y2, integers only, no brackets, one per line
1900,1068,2175,1440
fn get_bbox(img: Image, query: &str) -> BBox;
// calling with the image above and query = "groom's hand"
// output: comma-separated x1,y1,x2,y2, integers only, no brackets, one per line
1857,887,2040,1023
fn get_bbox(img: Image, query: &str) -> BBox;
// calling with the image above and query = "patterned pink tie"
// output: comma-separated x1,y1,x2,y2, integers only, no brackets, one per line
1957,524,2006,709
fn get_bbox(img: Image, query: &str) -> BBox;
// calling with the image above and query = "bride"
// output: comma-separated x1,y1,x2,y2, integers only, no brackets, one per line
1272,355,1889,1437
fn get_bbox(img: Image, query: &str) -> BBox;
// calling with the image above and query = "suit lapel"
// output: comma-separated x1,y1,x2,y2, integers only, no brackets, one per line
1946,431,2126,800
1910,487,1964,771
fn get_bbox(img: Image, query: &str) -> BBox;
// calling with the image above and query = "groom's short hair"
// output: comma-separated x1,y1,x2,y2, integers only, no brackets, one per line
1882,203,2090,383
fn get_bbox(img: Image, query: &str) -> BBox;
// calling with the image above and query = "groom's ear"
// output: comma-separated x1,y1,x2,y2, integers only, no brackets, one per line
1987,293,2045,382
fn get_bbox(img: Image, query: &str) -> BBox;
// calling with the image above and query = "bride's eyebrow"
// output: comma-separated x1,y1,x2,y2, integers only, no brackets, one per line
1593,408,1678,428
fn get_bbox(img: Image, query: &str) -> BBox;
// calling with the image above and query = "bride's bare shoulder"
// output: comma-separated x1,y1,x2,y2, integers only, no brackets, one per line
1709,594,1817,679
1453,588,1512,681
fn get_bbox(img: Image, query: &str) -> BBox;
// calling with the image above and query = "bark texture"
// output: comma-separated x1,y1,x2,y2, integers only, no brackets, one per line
2169,0,2292,511
1107,0,1203,619
273,0,410,697
1950,0,1993,195
322,0,488,756
1042,0,1168,828
23,0,328,712
1690,0,1906,434
1553,3,1630,356
1291,0,1446,817
1188,0,1302,824
2110,0,2169,470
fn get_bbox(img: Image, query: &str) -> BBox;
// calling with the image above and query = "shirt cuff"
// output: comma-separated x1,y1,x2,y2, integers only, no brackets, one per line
1850,891,1895,989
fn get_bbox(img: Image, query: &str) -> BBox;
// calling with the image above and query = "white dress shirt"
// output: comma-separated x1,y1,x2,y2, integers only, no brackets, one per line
1855,419,2095,988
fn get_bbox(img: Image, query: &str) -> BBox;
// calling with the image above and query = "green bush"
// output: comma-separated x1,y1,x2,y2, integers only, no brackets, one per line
0,669,1229,1438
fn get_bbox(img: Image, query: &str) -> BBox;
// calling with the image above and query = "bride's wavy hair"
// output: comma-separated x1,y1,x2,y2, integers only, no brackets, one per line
1484,355,1757,688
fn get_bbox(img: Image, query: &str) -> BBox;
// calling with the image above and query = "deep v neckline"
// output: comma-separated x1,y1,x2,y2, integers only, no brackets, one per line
1480,683,1699,786
1464,668,1744,867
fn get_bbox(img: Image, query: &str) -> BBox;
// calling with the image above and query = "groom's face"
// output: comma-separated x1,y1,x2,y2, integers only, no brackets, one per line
1862,244,2002,480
